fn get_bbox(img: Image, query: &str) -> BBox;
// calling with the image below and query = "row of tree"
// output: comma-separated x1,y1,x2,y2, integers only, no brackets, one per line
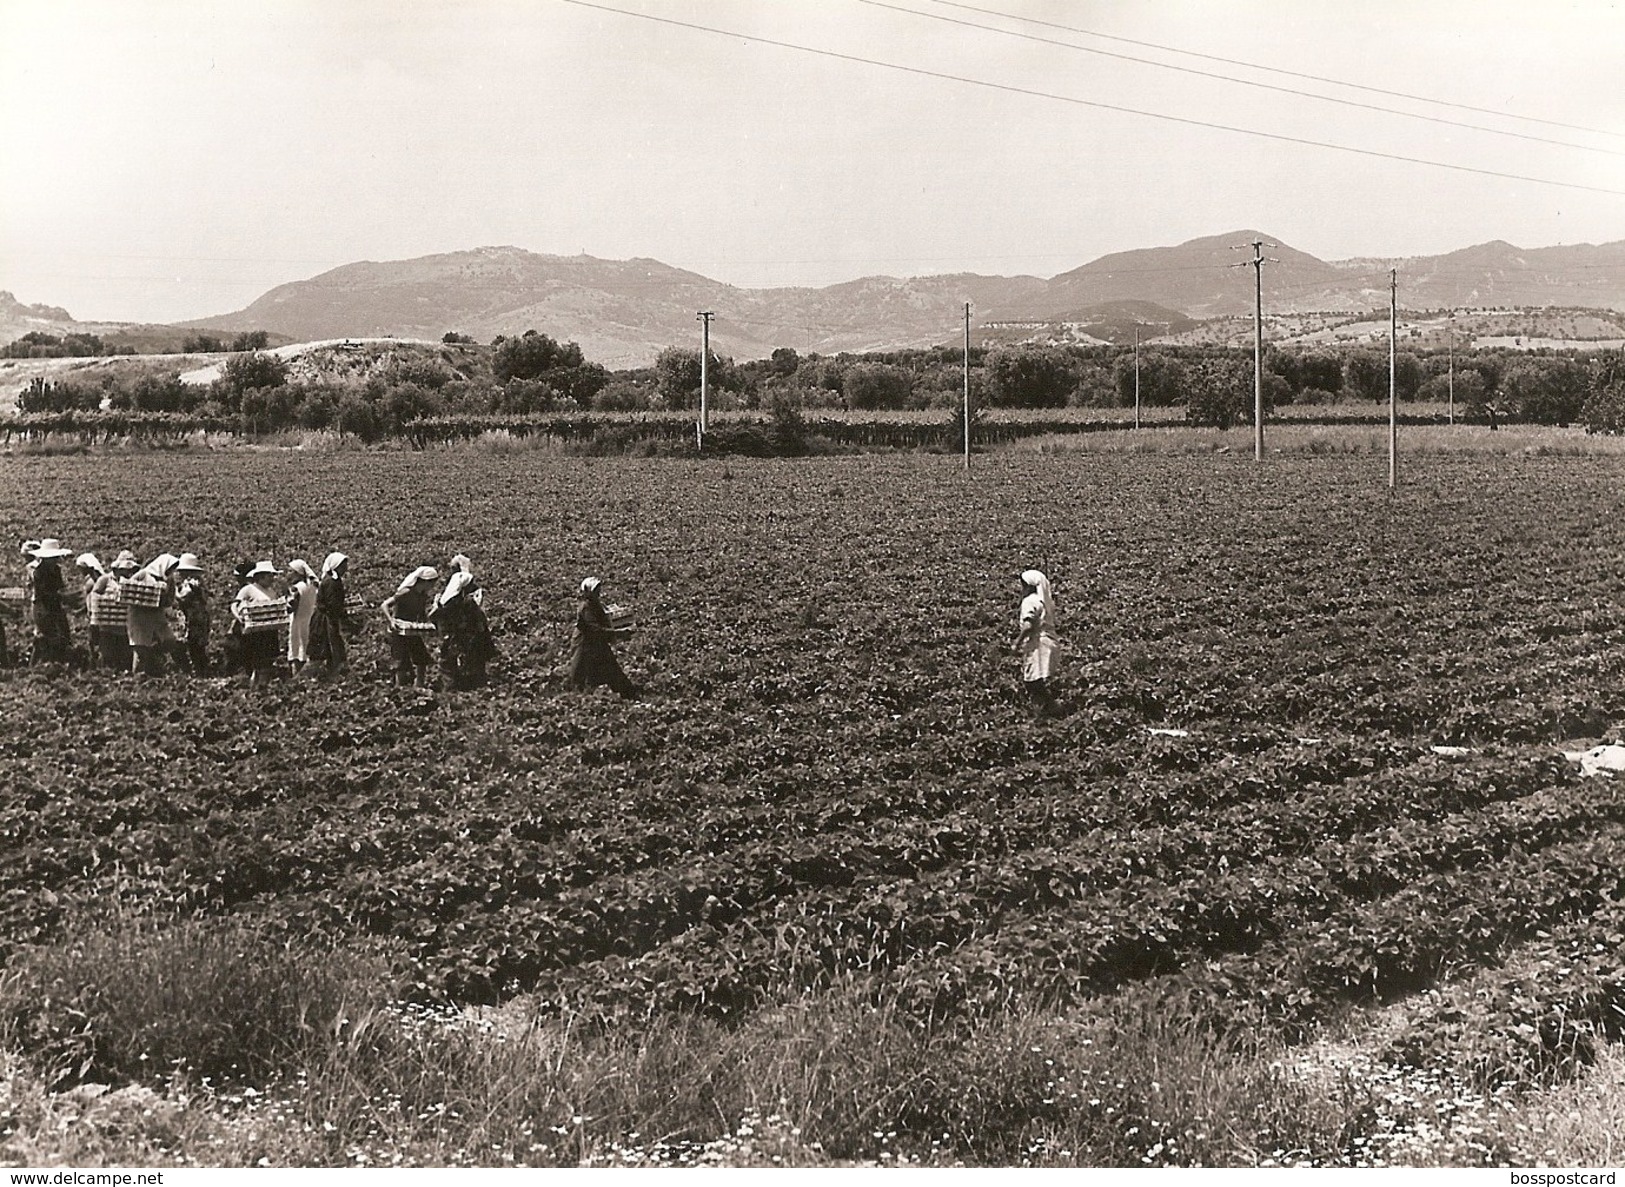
13,329,1625,435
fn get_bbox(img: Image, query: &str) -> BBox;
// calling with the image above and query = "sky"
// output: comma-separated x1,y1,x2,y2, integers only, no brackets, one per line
2,0,1623,324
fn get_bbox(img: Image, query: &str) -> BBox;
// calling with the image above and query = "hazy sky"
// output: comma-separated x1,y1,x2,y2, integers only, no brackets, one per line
3,0,1623,323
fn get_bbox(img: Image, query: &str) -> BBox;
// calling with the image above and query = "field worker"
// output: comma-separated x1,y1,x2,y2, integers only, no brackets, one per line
567,576,641,699
74,554,105,660
447,553,485,606
218,560,256,676
75,553,105,608
90,551,138,671
307,552,353,678
1012,569,1061,719
382,565,439,686
173,553,211,675
26,539,73,665
285,559,318,673
126,553,180,677
430,570,496,691
232,561,283,688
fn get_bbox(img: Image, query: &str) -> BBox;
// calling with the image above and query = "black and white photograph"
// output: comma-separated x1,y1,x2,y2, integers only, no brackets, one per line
2,0,1624,1174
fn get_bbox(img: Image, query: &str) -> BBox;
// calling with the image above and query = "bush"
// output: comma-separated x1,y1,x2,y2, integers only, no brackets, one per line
0,917,390,1086
842,363,912,410
1582,355,1625,435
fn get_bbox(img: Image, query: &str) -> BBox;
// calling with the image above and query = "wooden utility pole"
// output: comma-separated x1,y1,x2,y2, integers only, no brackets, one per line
696,310,714,437
962,302,972,470
1389,268,1398,490
1447,332,1455,425
1133,323,1142,430
1232,239,1275,460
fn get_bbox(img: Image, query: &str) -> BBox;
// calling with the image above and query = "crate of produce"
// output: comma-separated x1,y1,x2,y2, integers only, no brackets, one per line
166,607,189,644
88,592,128,629
0,587,23,602
119,576,166,608
389,619,437,637
240,598,289,633
607,603,635,630
344,594,366,618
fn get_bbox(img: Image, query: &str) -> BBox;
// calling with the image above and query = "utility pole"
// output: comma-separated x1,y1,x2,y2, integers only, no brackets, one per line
1447,331,1455,426
1389,268,1398,490
696,311,714,438
1231,239,1276,460
962,302,972,471
1133,323,1142,430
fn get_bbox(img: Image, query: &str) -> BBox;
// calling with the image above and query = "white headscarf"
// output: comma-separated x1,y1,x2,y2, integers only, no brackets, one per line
1021,569,1056,631
396,565,439,595
449,553,473,575
579,576,602,598
287,558,316,581
438,571,474,605
142,553,180,581
76,553,105,576
321,552,348,579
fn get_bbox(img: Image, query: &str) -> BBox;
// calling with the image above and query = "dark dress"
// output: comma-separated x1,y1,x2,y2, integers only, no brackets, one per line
430,594,495,690
307,573,350,676
30,560,71,665
174,577,211,674
387,585,434,684
567,596,637,697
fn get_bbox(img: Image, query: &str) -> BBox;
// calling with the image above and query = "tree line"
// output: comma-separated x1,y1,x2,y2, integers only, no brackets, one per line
12,330,1625,436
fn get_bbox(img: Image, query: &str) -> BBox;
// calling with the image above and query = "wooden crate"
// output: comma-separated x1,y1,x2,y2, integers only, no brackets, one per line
241,599,289,632
389,619,437,637
0,587,23,602
119,577,165,608
607,604,635,630
88,595,128,628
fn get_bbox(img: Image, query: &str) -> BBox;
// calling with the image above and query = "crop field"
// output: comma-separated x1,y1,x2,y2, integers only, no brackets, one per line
2,446,1624,1165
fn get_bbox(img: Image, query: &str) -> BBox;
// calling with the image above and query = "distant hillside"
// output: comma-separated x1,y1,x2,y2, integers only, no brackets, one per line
7,232,1624,370
182,247,1050,369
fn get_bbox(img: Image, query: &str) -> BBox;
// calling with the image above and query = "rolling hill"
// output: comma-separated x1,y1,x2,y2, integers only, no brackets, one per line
8,233,1624,369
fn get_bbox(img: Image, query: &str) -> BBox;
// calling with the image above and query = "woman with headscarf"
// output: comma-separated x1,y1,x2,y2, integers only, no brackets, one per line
447,553,484,607
1012,569,1061,719
231,561,283,688
125,553,180,676
26,539,74,665
306,552,353,679
430,570,496,691
381,565,439,686
74,553,105,662
567,576,640,699
89,551,138,671
285,559,318,674
172,553,212,674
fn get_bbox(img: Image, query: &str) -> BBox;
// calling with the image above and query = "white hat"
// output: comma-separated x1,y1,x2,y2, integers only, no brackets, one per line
579,576,602,597
247,560,279,580
175,553,204,574
30,538,72,559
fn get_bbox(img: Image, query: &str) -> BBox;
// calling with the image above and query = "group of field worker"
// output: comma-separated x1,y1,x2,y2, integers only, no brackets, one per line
12,537,1052,707
8,540,499,693
7,537,646,698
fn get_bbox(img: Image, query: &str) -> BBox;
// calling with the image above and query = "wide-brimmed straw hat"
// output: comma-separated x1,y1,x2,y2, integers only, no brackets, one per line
247,560,279,580
30,538,72,559
175,553,204,574
110,550,139,572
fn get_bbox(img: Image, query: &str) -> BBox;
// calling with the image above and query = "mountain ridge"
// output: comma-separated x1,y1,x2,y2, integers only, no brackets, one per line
11,233,1625,367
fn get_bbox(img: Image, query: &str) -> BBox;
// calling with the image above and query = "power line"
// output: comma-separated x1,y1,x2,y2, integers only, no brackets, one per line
559,0,1625,199
864,0,1622,158
928,0,1625,142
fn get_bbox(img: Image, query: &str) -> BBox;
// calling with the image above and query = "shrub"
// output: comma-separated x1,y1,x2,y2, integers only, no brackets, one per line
0,917,391,1086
